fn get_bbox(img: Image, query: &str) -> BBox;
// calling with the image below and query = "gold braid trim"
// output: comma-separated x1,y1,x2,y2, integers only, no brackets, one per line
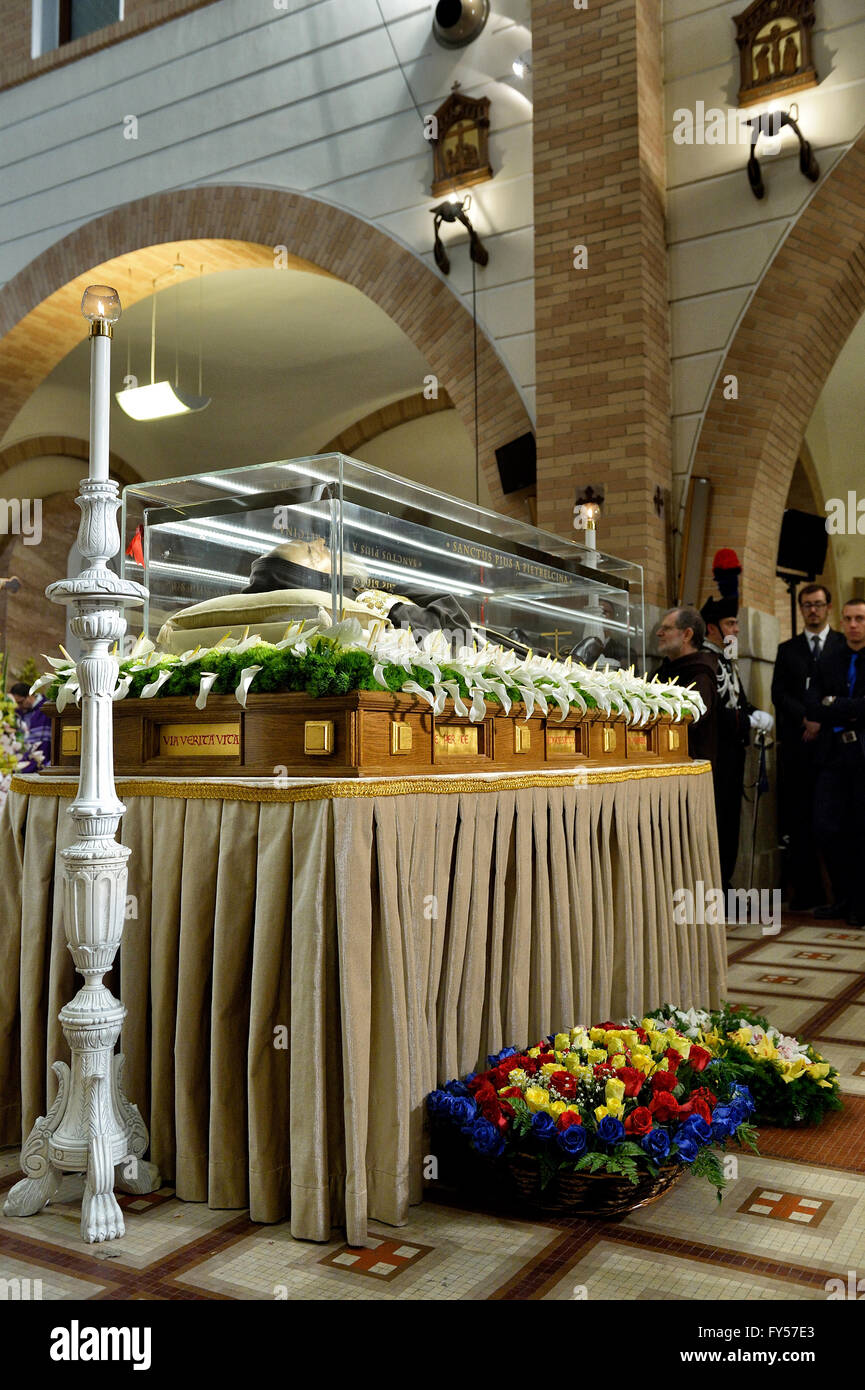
10,762,710,805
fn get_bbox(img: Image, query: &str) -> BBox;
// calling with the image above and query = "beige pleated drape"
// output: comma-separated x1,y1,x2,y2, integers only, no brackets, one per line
0,764,725,1244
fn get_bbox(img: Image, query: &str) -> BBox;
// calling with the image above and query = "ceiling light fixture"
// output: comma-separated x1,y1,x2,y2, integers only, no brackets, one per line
431,194,489,276
512,52,532,79
116,261,210,421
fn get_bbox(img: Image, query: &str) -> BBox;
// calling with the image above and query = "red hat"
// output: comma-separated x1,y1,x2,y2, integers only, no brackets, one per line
712,548,740,571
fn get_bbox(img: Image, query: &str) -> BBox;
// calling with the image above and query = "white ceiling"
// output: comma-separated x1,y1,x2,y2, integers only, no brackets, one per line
5,266,475,492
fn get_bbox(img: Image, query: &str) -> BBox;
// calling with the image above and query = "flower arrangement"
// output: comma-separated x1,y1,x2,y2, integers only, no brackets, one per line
428,1020,758,1211
645,1004,842,1128
0,689,27,814
32,623,705,728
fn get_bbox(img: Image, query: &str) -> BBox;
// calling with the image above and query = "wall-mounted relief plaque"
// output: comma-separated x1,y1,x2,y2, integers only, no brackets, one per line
734,0,818,107
431,88,493,198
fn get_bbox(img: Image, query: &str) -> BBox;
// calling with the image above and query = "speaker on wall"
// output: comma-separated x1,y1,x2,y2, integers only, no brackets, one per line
776,508,828,579
495,432,536,495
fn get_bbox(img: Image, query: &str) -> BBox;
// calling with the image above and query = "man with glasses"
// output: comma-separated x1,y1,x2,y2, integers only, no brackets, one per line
771,585,845,910
655,607,718,766
804,598,865,927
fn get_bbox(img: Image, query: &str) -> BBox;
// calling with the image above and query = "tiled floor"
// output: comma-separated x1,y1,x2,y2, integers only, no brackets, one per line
1,911,863,1300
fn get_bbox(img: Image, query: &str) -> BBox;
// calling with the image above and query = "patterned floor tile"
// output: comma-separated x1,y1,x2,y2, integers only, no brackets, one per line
619,1155,865,1272
819,1004,865,1043
809,1042,865,1096
721,994,820,1034
739,942,865,973
727,963,854,1002
540,1241,824,1301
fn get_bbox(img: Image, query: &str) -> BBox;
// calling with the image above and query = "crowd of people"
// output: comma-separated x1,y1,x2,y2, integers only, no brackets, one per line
657,584,865,928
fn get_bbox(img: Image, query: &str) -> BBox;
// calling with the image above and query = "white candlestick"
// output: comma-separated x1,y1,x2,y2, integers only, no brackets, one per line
4,286,160,1243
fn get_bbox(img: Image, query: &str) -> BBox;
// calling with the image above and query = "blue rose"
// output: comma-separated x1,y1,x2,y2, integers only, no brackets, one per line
597,1115,626,1146
556,1123,588,1157
487,1045,518,1067
641,1128,671,1162
673,1127,699,1163
427,1089,448,1117
467,1117,505,1158
531,1111,558,1143
682,1114,713,1146
710,1104,735,1140
443,1079,470,1098
450,1095,477,1128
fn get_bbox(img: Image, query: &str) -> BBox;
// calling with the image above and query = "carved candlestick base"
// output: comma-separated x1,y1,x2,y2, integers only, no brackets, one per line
4,462,160,1242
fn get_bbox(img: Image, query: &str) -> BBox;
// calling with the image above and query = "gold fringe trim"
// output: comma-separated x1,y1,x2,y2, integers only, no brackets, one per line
10,762,711,805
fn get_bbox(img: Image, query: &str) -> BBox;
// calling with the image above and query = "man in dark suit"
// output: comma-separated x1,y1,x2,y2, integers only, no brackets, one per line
772,584,846,909
804,598,865,926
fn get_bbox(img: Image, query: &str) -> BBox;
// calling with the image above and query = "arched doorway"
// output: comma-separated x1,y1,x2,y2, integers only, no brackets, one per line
0,187,533,511
688,129,865,607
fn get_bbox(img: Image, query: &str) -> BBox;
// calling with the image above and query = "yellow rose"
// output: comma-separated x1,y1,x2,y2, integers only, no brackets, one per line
589,1028,606,1044
527,1047,542,1058
640,1018,656,1034
631,1053,654,1074
565,1052,583,1075
554,1032,571,1052
507,1068,527,1086
525,1085,549,1112
548,1100,567,1117
617,1030,640,1051
611,1054,629,1070
606,1037,626,1056
564,1104,581,1116
606,1100,625,1119
587,1048,606,1064
605,1078,626,1109
541,1062,560,1076
594,1105,609,1121
666,1033,691,1060
647,1031,667,1054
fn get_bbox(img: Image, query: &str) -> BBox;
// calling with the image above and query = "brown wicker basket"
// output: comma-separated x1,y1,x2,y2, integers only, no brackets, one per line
507,1154,682,1216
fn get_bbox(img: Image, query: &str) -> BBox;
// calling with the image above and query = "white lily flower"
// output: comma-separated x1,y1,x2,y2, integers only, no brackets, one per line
235,665,263,707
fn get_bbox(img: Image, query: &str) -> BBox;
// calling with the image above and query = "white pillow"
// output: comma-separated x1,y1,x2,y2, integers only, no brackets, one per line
156,588,380,654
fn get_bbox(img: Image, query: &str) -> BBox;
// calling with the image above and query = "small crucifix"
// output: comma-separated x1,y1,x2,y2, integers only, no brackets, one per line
540,629,573,659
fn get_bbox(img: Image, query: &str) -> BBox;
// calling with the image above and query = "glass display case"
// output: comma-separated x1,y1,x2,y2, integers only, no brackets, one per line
119,454,645,669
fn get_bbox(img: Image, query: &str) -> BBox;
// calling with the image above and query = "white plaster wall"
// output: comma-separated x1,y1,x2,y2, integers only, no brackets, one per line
663,0,865,530
0,0,535,413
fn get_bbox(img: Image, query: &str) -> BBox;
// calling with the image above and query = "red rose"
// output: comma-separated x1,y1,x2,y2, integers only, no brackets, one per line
470,1079,497,1103
499,1100,515,1120
688,1045,712,1072
679,1097,712,1125
556,1110,583,1131
651,1070,679,1094
649,1091,680,1123
499,1086,522,1099
520,1056,539,1076
617,1067,645,1098
663,1048,682,1071
550,1070,577,1100
538,1040,554,1053
692,1086,717,1108
635,1027,648,1044
624,1106,653,1136
593,1062,617,1078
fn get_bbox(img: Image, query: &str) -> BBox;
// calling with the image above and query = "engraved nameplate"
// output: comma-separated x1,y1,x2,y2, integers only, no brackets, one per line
667,727,680,751
158,723,241,757
629,731,649,752
61,725,81,756
435,725,478,756
547,728,577,755
603,727,618,753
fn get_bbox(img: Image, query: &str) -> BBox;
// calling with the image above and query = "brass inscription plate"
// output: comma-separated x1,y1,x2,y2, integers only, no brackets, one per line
435,725,478,757
603,727,618,753
304,720,334,755
547,728,576,755
667,727,680,751
515,725,531,754
390,721,413,755
629,731,649,753
159,723,241,757
61,725,81,757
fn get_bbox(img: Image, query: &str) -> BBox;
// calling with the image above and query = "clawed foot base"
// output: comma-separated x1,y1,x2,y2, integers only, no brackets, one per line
115,1158,161,1195
82,1185,125,1243
3,1168,62,1219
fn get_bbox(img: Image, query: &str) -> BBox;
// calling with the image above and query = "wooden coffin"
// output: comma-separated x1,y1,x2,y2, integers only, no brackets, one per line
45,691,692,780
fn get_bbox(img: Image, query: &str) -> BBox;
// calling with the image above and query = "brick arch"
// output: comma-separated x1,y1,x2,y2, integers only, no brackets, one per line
0,435,141,487
0,187,532,512
692,131,865,609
